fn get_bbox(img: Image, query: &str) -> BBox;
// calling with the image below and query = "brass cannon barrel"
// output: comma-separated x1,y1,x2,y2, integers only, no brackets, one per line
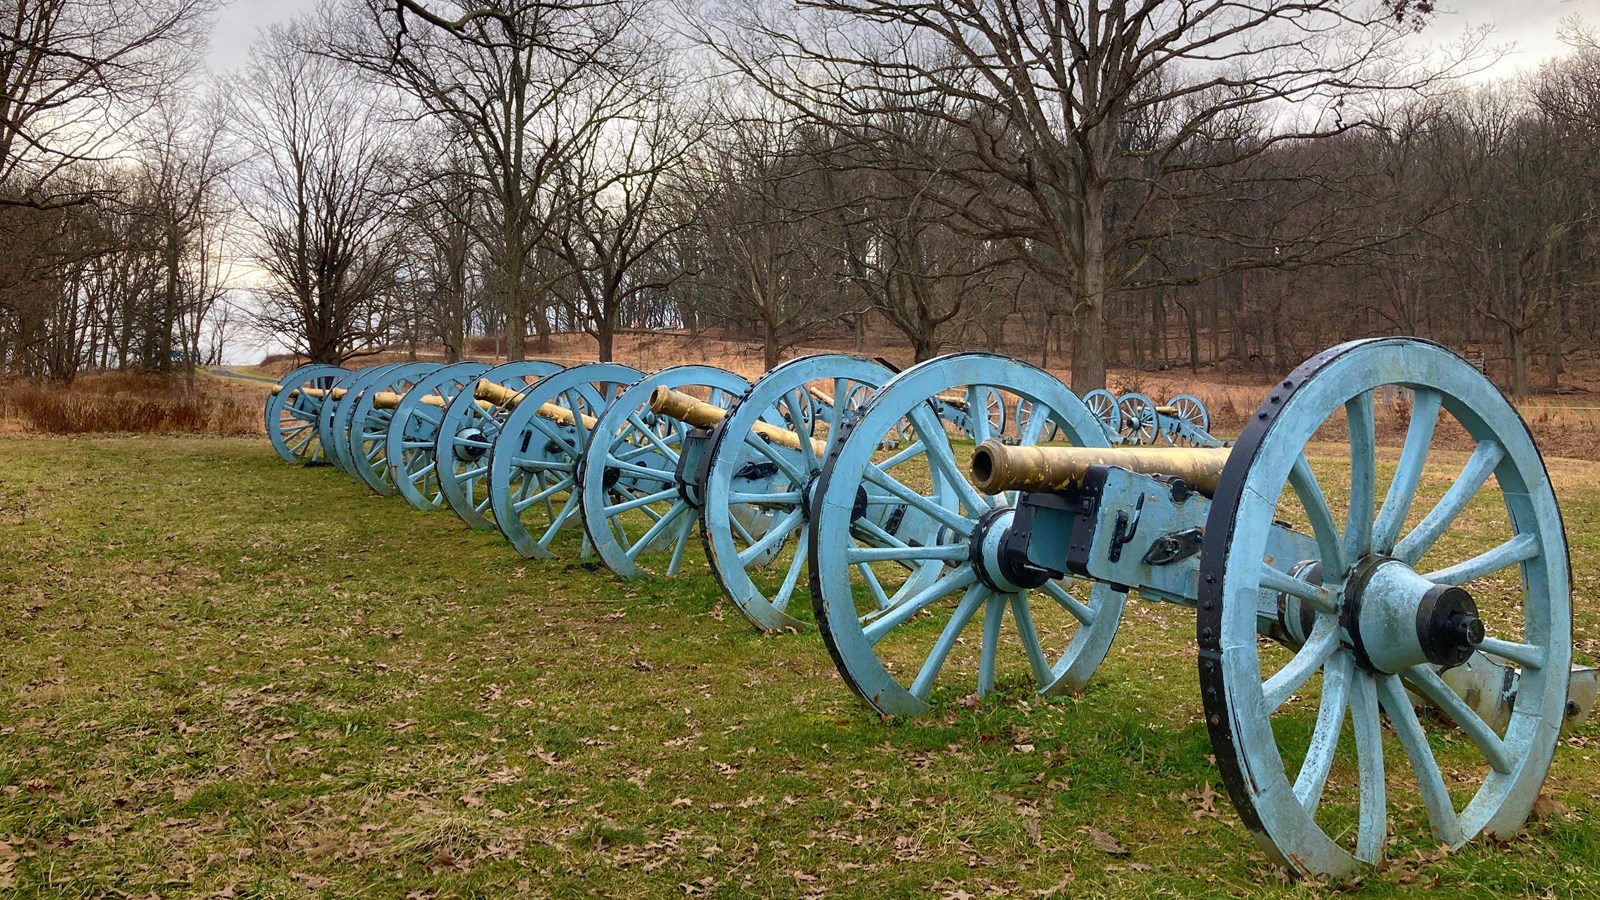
970,439,1231,496
649,387,827,455
473,378,596,427
371,390,451,411
299,387,348,402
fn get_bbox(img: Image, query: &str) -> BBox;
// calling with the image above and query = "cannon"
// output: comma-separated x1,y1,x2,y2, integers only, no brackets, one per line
266,364,351,464
641,353,1004,634
340,362,446,493
434,360,566,528
1115,391,1215,446
807,338,1594,877
487,362,644,558
384,362,492,511
694,355,903,630
577,365,754,577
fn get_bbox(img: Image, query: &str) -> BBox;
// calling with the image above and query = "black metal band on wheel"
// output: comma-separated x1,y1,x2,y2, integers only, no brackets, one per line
1196,341,1363,841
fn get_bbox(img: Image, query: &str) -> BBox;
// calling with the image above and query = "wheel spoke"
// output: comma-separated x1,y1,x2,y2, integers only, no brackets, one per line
1344,392,1376,562
622,499,684,559
855,559,894,610
664,505,696,576
1403,665,1513,773
1290,454,1348,579
770,529,810,613
1421,532,1539,586
1041,580,1096,627
966,386,994,444
1261,617,1339,714
1017,401,1051,445
863,466,974,536
789,387,822,473
743,432,806,484
537,491,583,550
737,507,803,565
1476,637,1545,671
729,490,801,506
908,583,988,701
626,410,681,464
1394,439,1505,565
976,594,1005,697
1008,593,1052,686
1373,388,1442,553
1293,652,1350,816
1350,670,1388,864
907,403,993,515
849,516,912,550
876,440,926,472
514,475,574,511
1258,564,1339,615
605,487,679,516
847,544,969,564
1376,673,1467,847
862,565,979,645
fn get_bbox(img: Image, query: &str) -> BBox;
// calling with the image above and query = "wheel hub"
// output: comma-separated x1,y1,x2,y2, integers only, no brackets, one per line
453,427,488,461
971,507,1052,592
1342,555,1484,673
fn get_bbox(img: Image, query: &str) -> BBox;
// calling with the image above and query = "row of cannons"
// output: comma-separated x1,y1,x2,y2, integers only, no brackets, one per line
266,341,1594,879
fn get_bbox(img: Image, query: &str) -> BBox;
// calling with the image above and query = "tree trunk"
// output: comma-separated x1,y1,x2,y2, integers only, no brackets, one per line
500,223,529,360
1181,302,1199,374
1151,291,1167,368
532,298,552,353
763,322,780,370
1070,183,1107,390
1507,325,1528,399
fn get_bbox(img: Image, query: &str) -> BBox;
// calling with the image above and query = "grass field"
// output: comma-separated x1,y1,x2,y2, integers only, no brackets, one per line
2,434,1598,898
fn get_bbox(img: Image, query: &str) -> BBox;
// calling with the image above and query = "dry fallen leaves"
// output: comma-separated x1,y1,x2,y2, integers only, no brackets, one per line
1081,826,1130,857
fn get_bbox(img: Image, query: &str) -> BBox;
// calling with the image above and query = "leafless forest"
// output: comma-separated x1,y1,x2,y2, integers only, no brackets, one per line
1,0,1596,395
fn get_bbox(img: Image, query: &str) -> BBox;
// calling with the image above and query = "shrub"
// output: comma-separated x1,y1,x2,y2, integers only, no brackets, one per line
0,372,263,436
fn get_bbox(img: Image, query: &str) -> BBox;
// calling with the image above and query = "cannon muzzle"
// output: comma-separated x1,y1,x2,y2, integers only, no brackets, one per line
971,440,1231,496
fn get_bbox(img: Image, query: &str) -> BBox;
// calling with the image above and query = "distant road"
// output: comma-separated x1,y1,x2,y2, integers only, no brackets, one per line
208,366,278,385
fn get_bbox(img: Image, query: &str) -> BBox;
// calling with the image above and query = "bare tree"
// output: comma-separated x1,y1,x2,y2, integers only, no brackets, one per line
230,23,404,364
132,93,233,385
0,0,215,207
699,0,1484,387
395,129,484,362
328,0,652,359
691,108,855,368
548,75,704,360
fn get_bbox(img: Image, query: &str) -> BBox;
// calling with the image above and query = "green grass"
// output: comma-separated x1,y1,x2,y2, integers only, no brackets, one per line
1,434,1597,898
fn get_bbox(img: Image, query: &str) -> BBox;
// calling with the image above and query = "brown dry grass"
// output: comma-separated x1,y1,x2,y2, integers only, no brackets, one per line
0,371,264,436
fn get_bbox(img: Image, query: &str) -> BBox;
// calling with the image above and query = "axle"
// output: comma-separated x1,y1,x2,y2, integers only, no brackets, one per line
971,440,1231,496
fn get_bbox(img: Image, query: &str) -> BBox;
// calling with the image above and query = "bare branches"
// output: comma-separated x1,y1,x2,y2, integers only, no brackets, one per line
692,0,1488,386
0,0,216,204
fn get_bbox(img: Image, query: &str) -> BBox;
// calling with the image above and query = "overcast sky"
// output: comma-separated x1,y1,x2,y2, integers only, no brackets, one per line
205,0,1593,75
